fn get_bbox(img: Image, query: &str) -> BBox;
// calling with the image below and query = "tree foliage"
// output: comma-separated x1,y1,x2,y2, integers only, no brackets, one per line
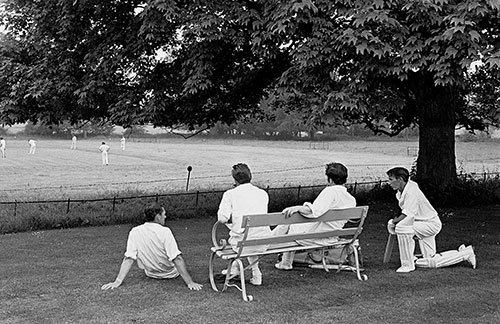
1,0,500,191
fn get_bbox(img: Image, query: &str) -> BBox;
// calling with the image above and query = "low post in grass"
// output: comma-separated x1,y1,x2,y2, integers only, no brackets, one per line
195,190,199,206
186,166,193,191
112,197,116,213
297,185,301,200
66,198,71,213
14,200,17,219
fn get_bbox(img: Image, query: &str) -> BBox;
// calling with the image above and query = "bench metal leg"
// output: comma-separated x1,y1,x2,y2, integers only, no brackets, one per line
208,255,254,301
383,234,396,264
351,243,368,281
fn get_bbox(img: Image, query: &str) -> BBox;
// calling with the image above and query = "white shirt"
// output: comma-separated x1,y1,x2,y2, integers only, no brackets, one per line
0,139,5,148
397,180,439,222
289,185,357,245
28,139,36,146
124,222,181,279
99,144,110,152
217,183,270,249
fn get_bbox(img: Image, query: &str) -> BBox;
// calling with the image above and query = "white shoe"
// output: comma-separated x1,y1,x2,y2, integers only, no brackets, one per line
466,246,477,269
274,262,293,270
250,276,262,286
396,266,415,273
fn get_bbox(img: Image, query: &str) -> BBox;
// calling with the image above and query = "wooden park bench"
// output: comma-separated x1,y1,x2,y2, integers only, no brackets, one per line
209,206,369,301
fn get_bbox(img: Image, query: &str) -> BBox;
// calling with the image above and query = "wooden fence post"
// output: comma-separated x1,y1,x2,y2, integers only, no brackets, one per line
196,191,199,206
112,197,116,213
297,185,301,201
66,198,71,213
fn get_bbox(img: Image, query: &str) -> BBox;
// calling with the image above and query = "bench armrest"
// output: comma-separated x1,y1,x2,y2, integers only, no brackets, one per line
211,221,228,250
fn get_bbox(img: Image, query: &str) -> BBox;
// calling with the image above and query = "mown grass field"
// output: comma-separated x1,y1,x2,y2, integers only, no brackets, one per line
0,137,499,323
1,203,499,324
0,137,498,201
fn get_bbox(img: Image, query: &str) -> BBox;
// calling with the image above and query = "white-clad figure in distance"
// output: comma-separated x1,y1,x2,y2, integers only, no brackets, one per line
28,139,37,154
71,135,77,150
120,136,126,150
0,137,6,158
99,141,110,165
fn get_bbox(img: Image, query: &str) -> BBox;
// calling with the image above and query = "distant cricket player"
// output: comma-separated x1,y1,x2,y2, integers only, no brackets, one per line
120,136,126,150
0,137,6,158
71,135,77,150
28,139,37,155
99,141,110,165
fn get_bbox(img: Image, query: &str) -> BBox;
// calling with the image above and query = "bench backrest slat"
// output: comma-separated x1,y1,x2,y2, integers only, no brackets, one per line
241,206,368,228
237,228,359,248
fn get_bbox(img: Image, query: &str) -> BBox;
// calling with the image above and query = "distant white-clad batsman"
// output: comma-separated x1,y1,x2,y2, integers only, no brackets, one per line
28,139,37,154
120,136,126,150
99,141,110,165
71,135,77,150
0,137,6,158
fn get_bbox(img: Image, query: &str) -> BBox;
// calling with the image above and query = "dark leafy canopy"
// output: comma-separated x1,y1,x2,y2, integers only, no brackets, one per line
1,0,499,190
1,0,499,129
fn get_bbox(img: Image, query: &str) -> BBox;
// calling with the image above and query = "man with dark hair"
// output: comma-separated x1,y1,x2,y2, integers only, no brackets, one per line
101,203,203,291
274,162,356,270
217,163,270,286
386,167,476,273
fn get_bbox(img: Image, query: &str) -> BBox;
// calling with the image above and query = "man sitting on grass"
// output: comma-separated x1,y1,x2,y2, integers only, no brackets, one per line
101,203,203,291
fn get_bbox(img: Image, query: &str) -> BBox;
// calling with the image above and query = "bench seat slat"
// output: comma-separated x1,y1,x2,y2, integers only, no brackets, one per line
212,239,356,259
237,228,359,248
242,206,368,227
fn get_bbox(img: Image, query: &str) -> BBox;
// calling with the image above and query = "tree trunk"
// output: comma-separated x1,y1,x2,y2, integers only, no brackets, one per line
411,74,457,195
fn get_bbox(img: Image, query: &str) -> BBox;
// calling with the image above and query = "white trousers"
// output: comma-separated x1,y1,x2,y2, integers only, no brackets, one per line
388,217,442,259
101,152,109,165
415,245,475,268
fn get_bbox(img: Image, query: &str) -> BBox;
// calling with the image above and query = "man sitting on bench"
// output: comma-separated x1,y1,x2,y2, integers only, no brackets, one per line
274,162,357,270
217,163,270,285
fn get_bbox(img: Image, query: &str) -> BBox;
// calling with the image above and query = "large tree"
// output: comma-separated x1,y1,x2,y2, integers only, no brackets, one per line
1,0,499,193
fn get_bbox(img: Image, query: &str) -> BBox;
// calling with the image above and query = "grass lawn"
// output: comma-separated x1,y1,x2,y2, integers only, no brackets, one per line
1,203,499,324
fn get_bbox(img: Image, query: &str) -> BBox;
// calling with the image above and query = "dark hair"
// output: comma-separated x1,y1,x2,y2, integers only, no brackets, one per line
232,163,252,184
102,142,105,144
144,203,164,222
325,162,348,184
386,167,409,182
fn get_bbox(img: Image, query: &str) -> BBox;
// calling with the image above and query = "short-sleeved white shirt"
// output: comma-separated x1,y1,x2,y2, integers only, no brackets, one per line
396,180,439,222
289,185,357,245
99,144,110,152
217,183,270,251
124,222,181,279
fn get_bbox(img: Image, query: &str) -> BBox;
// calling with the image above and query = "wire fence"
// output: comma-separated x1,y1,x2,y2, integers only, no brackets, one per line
1,172,498,234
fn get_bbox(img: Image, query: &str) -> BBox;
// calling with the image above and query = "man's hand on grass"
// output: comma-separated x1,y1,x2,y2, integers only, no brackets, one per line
101,280,122,290
187,282,203,291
